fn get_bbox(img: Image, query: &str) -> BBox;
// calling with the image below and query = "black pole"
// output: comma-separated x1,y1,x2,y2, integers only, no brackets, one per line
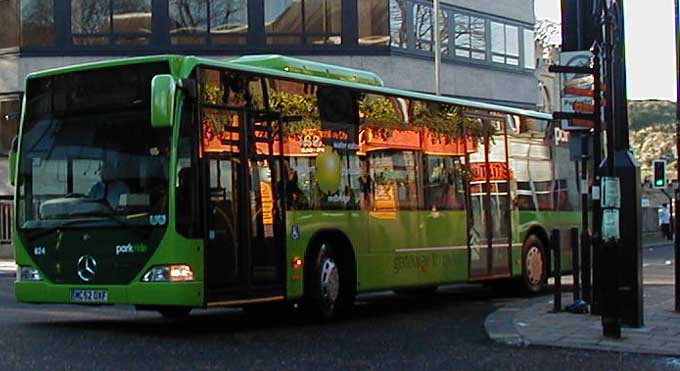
609,0,644,328
571,227,581,302
590,42,603,315
675,0,680,313
552,229,562,313
580,133,590,304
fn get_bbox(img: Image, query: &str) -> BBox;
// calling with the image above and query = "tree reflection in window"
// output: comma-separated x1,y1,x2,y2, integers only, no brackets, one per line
265,0,342,45
71,0,152,46
389,0,407,48
454,14,486,60
21,0,54,47
170,0,248,45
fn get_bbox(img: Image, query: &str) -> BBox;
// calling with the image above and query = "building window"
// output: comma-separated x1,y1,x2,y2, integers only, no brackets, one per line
523,28,535,69
71,0,152,46
0,99,20,156
170,0,248,45
21,0,55,47
0,0,19,49
358,0,389,47
389,0,407,48
412,3,432,51
454,14,486,61
265,0,342,45
491,21,519,66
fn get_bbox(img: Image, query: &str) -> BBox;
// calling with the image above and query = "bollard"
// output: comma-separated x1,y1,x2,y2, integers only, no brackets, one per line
551,229,561,313
601,239,621,338
571,227,580,302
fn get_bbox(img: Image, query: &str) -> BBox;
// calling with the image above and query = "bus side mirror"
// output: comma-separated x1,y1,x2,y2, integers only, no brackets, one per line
9,136,17,187
151,75,176,128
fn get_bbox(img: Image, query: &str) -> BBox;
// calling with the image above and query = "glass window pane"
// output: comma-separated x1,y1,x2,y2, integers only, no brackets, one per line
113,0,151,34
358,0,389,46
454,14,470,48
170,0,207,45
304,0,341,34
524,29,535,69
389,0,407,48
413,3,432,51
266,0,302,33
439,10,449,55
210,0,248,44
490,21,504,55
21,0,54,46
470,16,486,52
170,0,208,33
0,0,19,48
210,0,248,33
72,0,110,34
506,25,519,56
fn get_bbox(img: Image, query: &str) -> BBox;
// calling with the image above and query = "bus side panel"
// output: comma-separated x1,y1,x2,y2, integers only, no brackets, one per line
515,210,581,275
285,210,369,300
359,210,469,292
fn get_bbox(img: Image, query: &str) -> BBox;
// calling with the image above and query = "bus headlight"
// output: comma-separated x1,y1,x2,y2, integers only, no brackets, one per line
142,265,194,282
17,266,42,281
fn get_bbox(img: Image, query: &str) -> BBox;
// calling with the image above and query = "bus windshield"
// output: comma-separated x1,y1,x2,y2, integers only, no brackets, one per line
17,63,172,230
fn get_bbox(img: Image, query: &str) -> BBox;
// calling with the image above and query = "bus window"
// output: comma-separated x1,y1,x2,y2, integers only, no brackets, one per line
424,155,465,211
369,150,420,211
176,104,199,238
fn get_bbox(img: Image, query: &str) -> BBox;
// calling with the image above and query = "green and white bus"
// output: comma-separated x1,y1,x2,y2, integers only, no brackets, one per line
12,55,579,319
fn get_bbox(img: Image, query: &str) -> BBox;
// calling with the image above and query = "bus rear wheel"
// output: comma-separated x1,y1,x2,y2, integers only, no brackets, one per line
521,235,548,294
158,306,192,319
305,241,355,320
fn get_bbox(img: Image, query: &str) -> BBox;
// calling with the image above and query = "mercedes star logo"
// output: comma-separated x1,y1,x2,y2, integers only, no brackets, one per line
77,255,97,282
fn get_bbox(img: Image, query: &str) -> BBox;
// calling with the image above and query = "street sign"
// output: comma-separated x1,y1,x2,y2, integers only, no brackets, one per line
559,51,596,131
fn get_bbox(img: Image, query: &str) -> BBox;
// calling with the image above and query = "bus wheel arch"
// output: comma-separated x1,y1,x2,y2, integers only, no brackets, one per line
303,229,357,319
521,227,549,294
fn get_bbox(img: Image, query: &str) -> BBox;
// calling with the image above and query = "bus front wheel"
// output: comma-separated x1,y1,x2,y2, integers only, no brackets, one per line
522,235,548,294
305,241,354,320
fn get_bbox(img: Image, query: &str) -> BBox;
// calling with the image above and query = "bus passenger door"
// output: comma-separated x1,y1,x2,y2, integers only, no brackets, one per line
467,124,512,280
201,107,285,300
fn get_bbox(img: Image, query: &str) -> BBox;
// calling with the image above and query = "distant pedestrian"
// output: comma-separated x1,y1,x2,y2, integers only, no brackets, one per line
660,203,672,240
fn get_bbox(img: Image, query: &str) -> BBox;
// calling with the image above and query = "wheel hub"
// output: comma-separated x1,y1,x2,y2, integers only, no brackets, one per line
526,246,544,285
320,258,340,308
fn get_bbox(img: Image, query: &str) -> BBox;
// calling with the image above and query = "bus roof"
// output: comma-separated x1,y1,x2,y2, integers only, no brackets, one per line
25,55,552,121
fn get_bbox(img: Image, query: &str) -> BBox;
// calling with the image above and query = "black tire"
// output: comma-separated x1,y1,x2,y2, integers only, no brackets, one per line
158,306,192,319
304,241,355,320
521,235,548,294
394,286,438,296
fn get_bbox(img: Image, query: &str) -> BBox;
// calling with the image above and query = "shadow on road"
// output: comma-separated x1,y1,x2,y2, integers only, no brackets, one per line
23,283,530,337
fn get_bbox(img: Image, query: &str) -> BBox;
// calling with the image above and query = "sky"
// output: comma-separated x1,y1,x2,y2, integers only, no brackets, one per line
535,0,677,101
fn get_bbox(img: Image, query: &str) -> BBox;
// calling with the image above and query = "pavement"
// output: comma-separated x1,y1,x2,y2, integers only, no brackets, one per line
486,240,680,356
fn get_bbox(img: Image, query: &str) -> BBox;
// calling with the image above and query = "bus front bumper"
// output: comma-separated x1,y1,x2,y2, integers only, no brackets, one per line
15,281,204,307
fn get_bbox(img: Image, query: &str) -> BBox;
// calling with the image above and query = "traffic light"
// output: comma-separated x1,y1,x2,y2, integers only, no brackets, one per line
653,160,667,189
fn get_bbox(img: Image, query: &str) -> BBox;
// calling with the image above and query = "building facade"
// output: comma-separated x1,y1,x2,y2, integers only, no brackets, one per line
0,0,538,186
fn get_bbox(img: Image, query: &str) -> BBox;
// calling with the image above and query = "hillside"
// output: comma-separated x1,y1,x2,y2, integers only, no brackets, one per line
629,100,675,131
628,100,676,180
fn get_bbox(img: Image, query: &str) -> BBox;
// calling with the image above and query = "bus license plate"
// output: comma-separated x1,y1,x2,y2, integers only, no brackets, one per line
70,289,108,303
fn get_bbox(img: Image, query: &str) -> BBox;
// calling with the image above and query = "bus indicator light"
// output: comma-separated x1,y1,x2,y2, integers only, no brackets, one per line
292,257,304,270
